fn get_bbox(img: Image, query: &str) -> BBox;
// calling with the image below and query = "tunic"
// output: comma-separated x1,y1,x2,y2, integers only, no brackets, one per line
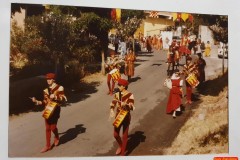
124,53,136,77
166,78,183,113
42,83,67,124
196,58,206,83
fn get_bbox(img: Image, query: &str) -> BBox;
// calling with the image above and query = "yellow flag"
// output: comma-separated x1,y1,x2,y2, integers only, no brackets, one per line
116,8,121,22
172,13,177,21
43,4,50,10
181,13,189,22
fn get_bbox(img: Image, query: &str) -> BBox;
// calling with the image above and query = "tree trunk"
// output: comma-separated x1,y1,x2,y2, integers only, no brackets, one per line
101,50,105,75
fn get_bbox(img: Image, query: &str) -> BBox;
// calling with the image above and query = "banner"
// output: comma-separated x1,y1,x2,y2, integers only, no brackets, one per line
181,13,189,22
116,8,121,22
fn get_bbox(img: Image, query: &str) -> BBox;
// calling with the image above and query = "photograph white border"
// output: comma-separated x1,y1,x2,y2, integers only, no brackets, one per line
1,0,239,160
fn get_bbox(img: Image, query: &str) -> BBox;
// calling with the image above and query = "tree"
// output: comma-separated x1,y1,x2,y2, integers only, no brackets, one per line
191,14,228,43
208,15,228,43
113,10,145,39
10,4,113,82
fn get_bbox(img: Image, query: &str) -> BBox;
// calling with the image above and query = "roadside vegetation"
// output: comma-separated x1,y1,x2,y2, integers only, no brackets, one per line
163,71,228,154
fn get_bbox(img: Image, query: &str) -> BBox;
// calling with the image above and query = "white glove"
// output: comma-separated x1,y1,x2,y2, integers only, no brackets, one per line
30,97,36,103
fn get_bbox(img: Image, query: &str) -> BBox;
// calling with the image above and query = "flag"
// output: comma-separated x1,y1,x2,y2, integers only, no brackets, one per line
181,13,189,22
177,13,181,21
149,11,159,18
111,9,116,21
116,8,121,22
188,14,194,23
172,13,177,21
43,4,50,10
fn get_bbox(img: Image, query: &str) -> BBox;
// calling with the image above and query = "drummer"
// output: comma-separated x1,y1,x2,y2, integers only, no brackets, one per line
30,73,67,153
105,51,120,95
181,56,198,104
109,79,135,156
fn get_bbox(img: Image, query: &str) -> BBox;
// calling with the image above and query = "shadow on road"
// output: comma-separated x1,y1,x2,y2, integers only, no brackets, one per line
130,76,141,83
137,54,154,57
125,131,146,156
9,78,100,115
58,124,86,146
136,59,148,62
152,63,163,67
64,81,100,104
137,51,153,54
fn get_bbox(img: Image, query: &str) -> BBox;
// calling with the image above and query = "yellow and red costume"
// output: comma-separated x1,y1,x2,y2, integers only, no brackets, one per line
110,79,134,156
182,58,198,103
35,73,67,152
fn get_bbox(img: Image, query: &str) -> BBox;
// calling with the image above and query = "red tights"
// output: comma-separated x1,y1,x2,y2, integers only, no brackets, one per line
186,85,192,101
113,123,129,156
45,120,59,148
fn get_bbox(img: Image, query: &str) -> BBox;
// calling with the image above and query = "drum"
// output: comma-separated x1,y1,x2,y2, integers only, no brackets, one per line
42,101,58,119
109,68,121,82
113,110,128,128
186,73,199,88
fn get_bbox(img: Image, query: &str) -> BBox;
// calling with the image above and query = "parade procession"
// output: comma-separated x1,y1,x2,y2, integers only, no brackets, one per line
8,3,228,157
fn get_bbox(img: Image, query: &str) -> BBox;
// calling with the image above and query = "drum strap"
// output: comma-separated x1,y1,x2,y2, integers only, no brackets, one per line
47,85,60,103
119,91,122,103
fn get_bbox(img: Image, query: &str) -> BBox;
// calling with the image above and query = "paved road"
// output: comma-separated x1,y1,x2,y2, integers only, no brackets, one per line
8,45,227,157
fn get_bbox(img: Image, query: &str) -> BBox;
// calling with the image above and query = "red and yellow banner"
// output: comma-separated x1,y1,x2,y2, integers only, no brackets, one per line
172,12,193,23
181,13,189,22
111,8,121,22
116,8,121,22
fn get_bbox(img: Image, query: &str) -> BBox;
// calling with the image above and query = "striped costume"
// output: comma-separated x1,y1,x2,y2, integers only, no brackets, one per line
110,90,134,156
182,62,198,102
41,83,67,150
105,56,121,95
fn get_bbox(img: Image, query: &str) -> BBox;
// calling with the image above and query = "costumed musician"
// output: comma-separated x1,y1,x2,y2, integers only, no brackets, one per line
30,73,67,153
181,56,198,104
105,51,121,95
109,79,135,156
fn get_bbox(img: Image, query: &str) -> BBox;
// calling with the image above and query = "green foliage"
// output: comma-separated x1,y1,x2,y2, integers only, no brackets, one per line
114,10,144,38
174,14,228,43
121,10,145,23
193,14,228,43
209,16,228,43
10,4,113,82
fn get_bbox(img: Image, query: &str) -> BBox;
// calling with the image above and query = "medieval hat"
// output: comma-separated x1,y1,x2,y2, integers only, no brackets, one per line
45,73,56,79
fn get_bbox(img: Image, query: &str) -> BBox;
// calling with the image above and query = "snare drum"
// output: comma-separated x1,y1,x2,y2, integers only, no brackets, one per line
186,73,199,88
42,101,58,119
113,110,128,128
109,68,121,82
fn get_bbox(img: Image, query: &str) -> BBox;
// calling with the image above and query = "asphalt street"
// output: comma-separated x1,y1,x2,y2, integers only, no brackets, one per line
8,45,227,157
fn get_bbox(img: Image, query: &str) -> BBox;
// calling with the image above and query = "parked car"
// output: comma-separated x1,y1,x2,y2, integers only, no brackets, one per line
218,43,228,58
